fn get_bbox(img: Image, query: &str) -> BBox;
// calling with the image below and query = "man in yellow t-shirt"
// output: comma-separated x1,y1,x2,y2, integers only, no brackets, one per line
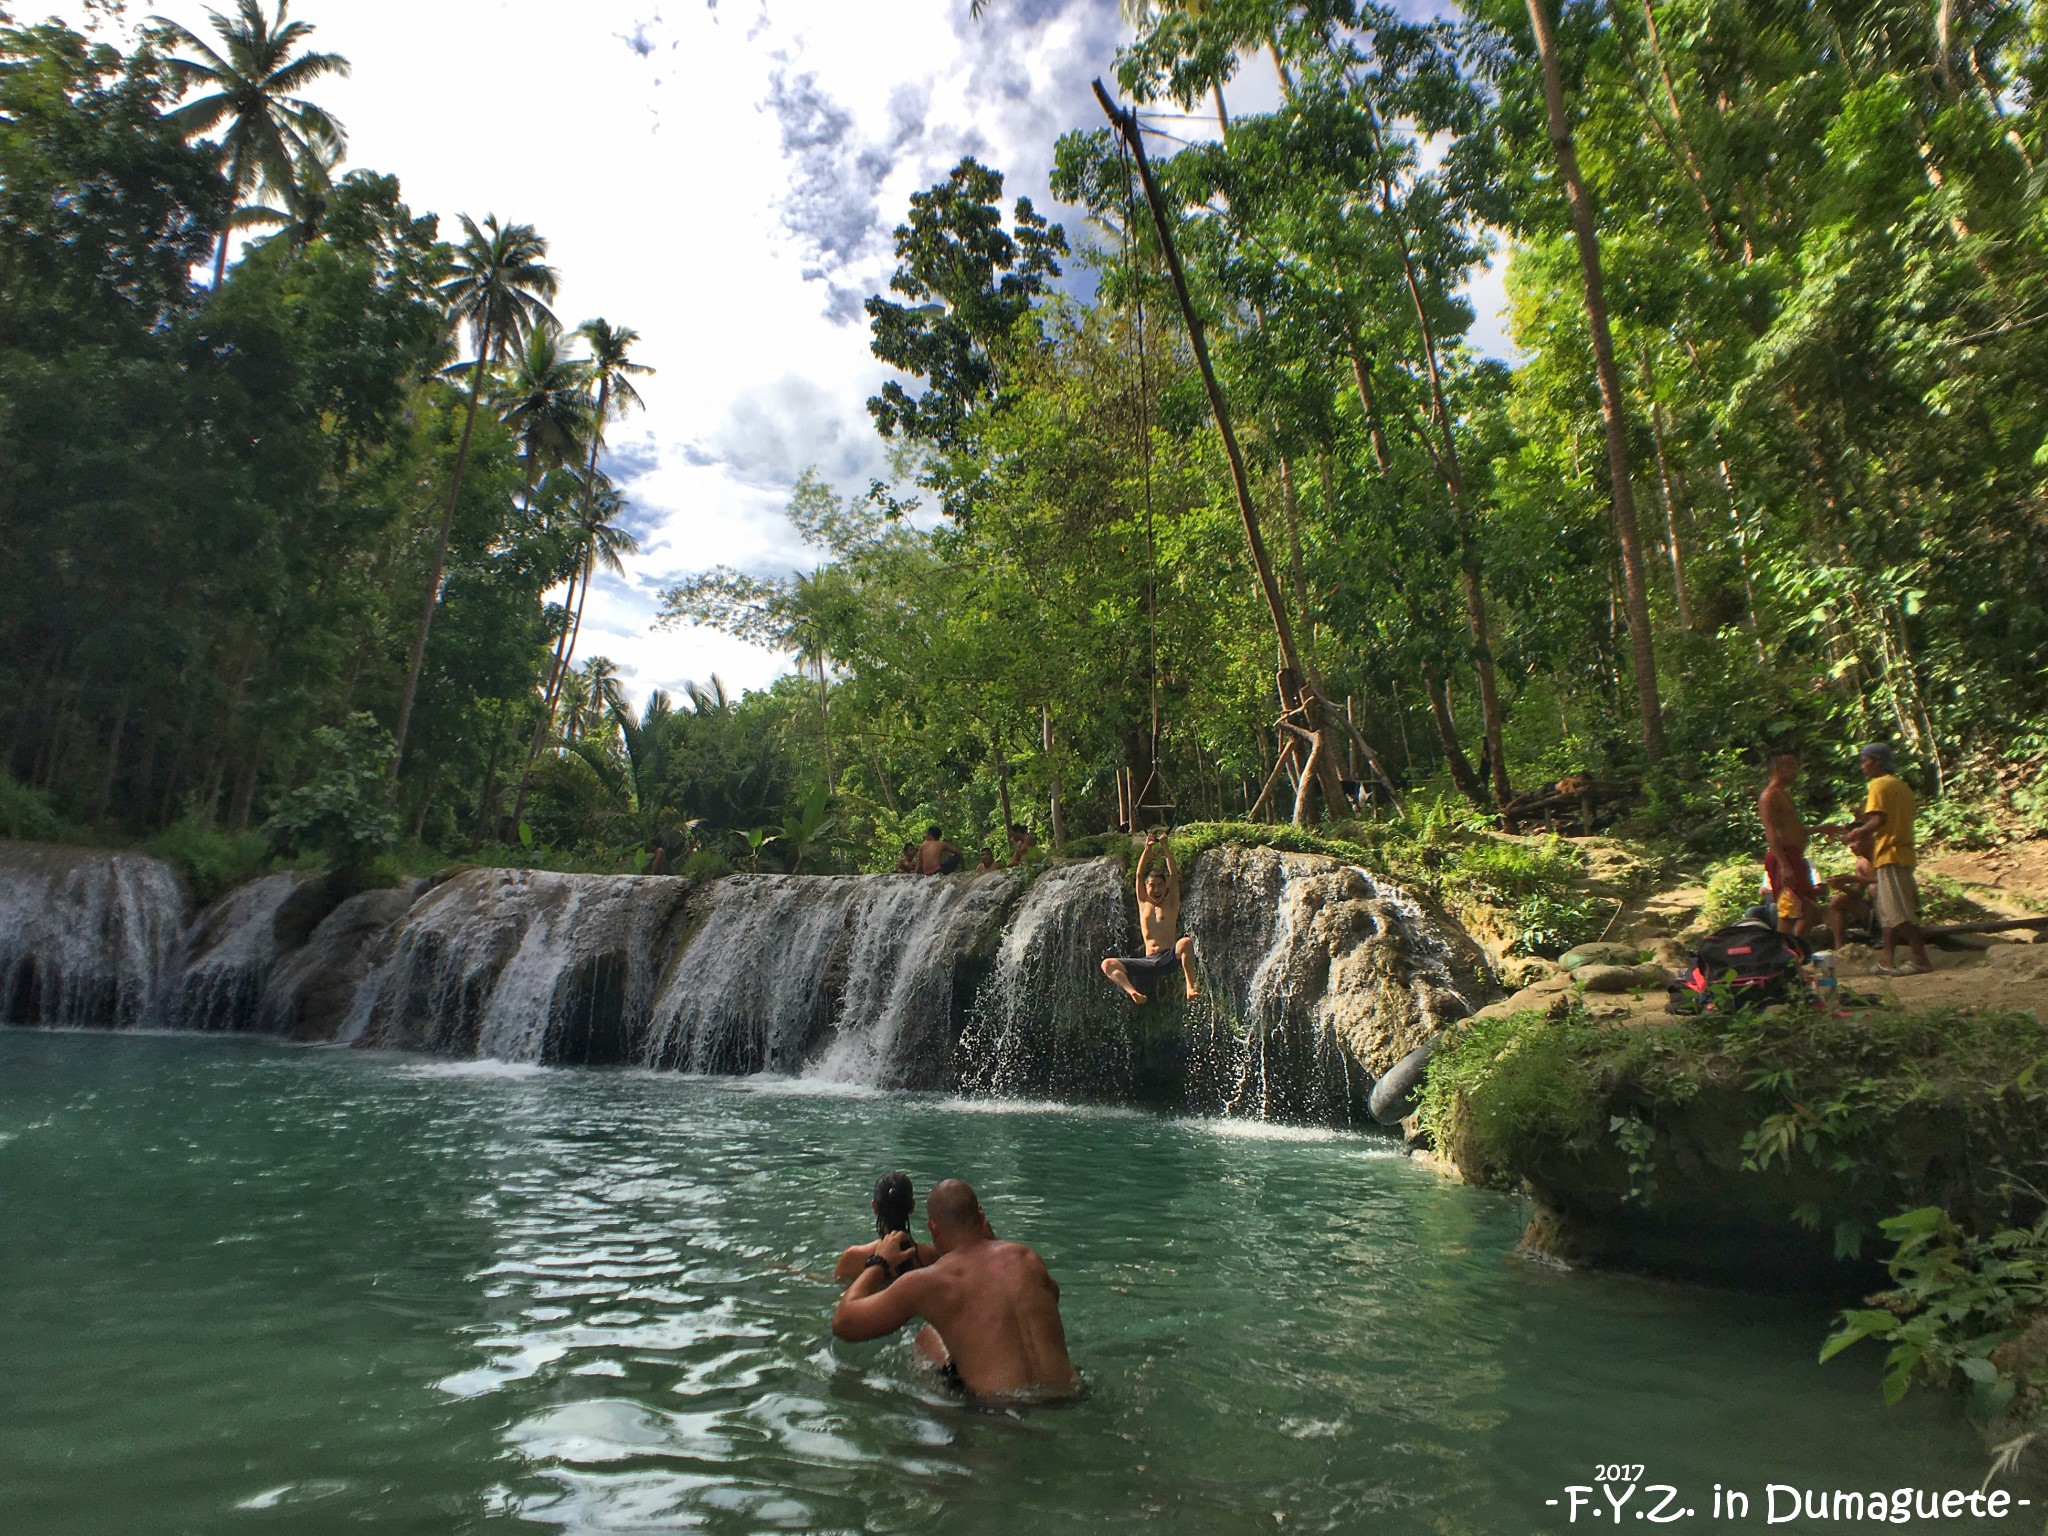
1825,743,1932,975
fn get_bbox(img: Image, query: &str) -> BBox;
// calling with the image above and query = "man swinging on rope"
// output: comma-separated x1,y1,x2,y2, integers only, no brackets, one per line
1100,831,1199,1005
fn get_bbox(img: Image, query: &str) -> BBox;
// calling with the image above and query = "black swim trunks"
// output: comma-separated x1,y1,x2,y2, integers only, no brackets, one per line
1111,950,1182,998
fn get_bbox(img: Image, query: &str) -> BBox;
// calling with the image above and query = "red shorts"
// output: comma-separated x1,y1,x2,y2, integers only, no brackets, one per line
1765,851,1817,913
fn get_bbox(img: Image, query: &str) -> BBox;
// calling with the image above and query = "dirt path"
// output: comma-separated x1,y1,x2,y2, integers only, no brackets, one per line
1473,833,2048,1030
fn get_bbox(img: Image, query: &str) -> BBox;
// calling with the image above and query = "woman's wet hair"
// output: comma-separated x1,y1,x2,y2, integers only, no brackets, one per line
873,1171,914,1232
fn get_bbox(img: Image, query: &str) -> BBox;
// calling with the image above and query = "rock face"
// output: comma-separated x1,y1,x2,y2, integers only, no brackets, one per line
171,872,322,1032
256,884,421,1042
1184,846,1491,1081
0,843,185,1028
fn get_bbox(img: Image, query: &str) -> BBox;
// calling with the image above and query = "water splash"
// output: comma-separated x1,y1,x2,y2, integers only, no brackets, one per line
0,844,185,1029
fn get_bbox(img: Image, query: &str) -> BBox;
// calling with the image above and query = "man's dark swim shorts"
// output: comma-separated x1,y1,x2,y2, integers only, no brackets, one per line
1110,950,1182,998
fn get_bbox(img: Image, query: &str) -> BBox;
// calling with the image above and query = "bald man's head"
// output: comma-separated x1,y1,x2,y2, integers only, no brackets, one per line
925,1178,983,1235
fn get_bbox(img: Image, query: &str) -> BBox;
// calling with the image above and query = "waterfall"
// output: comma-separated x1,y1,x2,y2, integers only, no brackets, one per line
343,869,693,1063
806,871,1020,1087
0,843,186,1029
644,871,1020,1087
170,872,310,1032
1,837,1490,1123
961,847,1485,1119
958,858,1135,1100
1181,846,1483,1120
255,885,421,1041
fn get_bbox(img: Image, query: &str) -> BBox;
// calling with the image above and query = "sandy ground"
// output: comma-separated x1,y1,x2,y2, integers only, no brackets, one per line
1479,833,2048,1028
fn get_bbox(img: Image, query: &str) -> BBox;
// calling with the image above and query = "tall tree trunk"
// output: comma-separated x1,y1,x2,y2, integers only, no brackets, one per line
1424,670,1487,806
1276,449,1313,653
392,320,496,779
815,654,833,784
1098,80,1343,826
1527,0,1667,762
1640,346,1694,631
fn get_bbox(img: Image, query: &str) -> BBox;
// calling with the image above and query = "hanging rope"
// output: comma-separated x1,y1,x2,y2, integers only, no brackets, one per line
1115,131,1174,828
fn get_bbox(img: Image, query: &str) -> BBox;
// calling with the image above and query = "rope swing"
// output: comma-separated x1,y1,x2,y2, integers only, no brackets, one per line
1115,131,1176,832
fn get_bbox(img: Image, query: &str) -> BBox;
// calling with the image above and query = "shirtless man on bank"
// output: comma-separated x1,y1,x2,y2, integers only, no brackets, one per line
1099,831,1200,1004
832,1179,1077,1399
1758,747,1818,938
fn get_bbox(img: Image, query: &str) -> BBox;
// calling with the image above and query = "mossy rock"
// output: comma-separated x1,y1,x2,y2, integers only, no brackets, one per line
1560,942,1637,971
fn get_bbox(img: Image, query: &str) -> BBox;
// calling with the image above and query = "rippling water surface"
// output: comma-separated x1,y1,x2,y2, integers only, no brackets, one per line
0,1032,1985,1534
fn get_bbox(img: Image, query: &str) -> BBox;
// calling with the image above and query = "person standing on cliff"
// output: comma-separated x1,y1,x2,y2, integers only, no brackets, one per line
1757,747,1819,938
1823,743,1933,975
1099,831,1199,1005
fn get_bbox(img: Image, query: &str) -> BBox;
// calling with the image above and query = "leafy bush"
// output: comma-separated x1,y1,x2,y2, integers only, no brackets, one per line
1413,1008,1609,1183
0,771,81,842
263,713,398,878
1700,856,1766,930
682,847,731,878
1919,795,2004,851
1447,835,1585,902
1822,1206,2048,1417
1510,892,1608,957
145,816,271,905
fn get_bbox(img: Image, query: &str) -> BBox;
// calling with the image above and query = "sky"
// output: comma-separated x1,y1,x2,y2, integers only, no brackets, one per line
53,0,1510,705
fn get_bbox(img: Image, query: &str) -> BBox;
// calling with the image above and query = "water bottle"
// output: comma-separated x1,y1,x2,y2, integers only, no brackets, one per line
1811,950,1838,1012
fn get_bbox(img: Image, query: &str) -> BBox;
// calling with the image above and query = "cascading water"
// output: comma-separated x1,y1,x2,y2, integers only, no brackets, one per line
0,838,1491,1122
1181,846,1484,1120
958,858,1137,1101
806,871,1020,1087
344,868,693,1063
0,843,185,1029
169,872,309,1032
644,871,1021,1087
642,875,866,1075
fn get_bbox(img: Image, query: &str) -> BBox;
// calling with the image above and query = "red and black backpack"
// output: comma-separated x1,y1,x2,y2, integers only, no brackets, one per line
1666,923,1810,1014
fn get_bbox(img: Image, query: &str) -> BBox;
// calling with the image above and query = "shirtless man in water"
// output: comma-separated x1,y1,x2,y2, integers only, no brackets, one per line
1099,831,1199,1004
832,1179,1076,1399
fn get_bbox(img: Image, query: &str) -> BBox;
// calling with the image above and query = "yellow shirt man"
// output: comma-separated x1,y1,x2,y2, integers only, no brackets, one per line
1862,774,1917,870
1832,745,1930,975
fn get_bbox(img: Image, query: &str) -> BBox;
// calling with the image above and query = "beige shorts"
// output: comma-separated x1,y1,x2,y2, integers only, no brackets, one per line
1873,865,1920,931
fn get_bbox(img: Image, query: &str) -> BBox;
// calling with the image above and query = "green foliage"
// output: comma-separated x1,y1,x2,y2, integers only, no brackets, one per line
1510,892,1607,958
145,815,271,905
263,713,398,875
1424,999,2048,1253
1822,1206,2048,1421
1700,858,1767,931
0,773,83,844
1413,1008,1610,1184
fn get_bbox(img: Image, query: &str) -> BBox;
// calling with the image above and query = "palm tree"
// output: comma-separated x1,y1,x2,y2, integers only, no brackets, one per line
547,321,652,714
229,126,342,254
509,322,650,814
150,0,349,290
509,483,639,828
389,215,559,777
500,323,594,495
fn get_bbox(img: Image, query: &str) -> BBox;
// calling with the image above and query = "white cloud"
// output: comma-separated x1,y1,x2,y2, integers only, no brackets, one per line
60,0,1514,701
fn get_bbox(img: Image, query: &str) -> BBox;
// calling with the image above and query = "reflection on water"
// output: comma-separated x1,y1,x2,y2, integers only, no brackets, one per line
0,1032,1990,1535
